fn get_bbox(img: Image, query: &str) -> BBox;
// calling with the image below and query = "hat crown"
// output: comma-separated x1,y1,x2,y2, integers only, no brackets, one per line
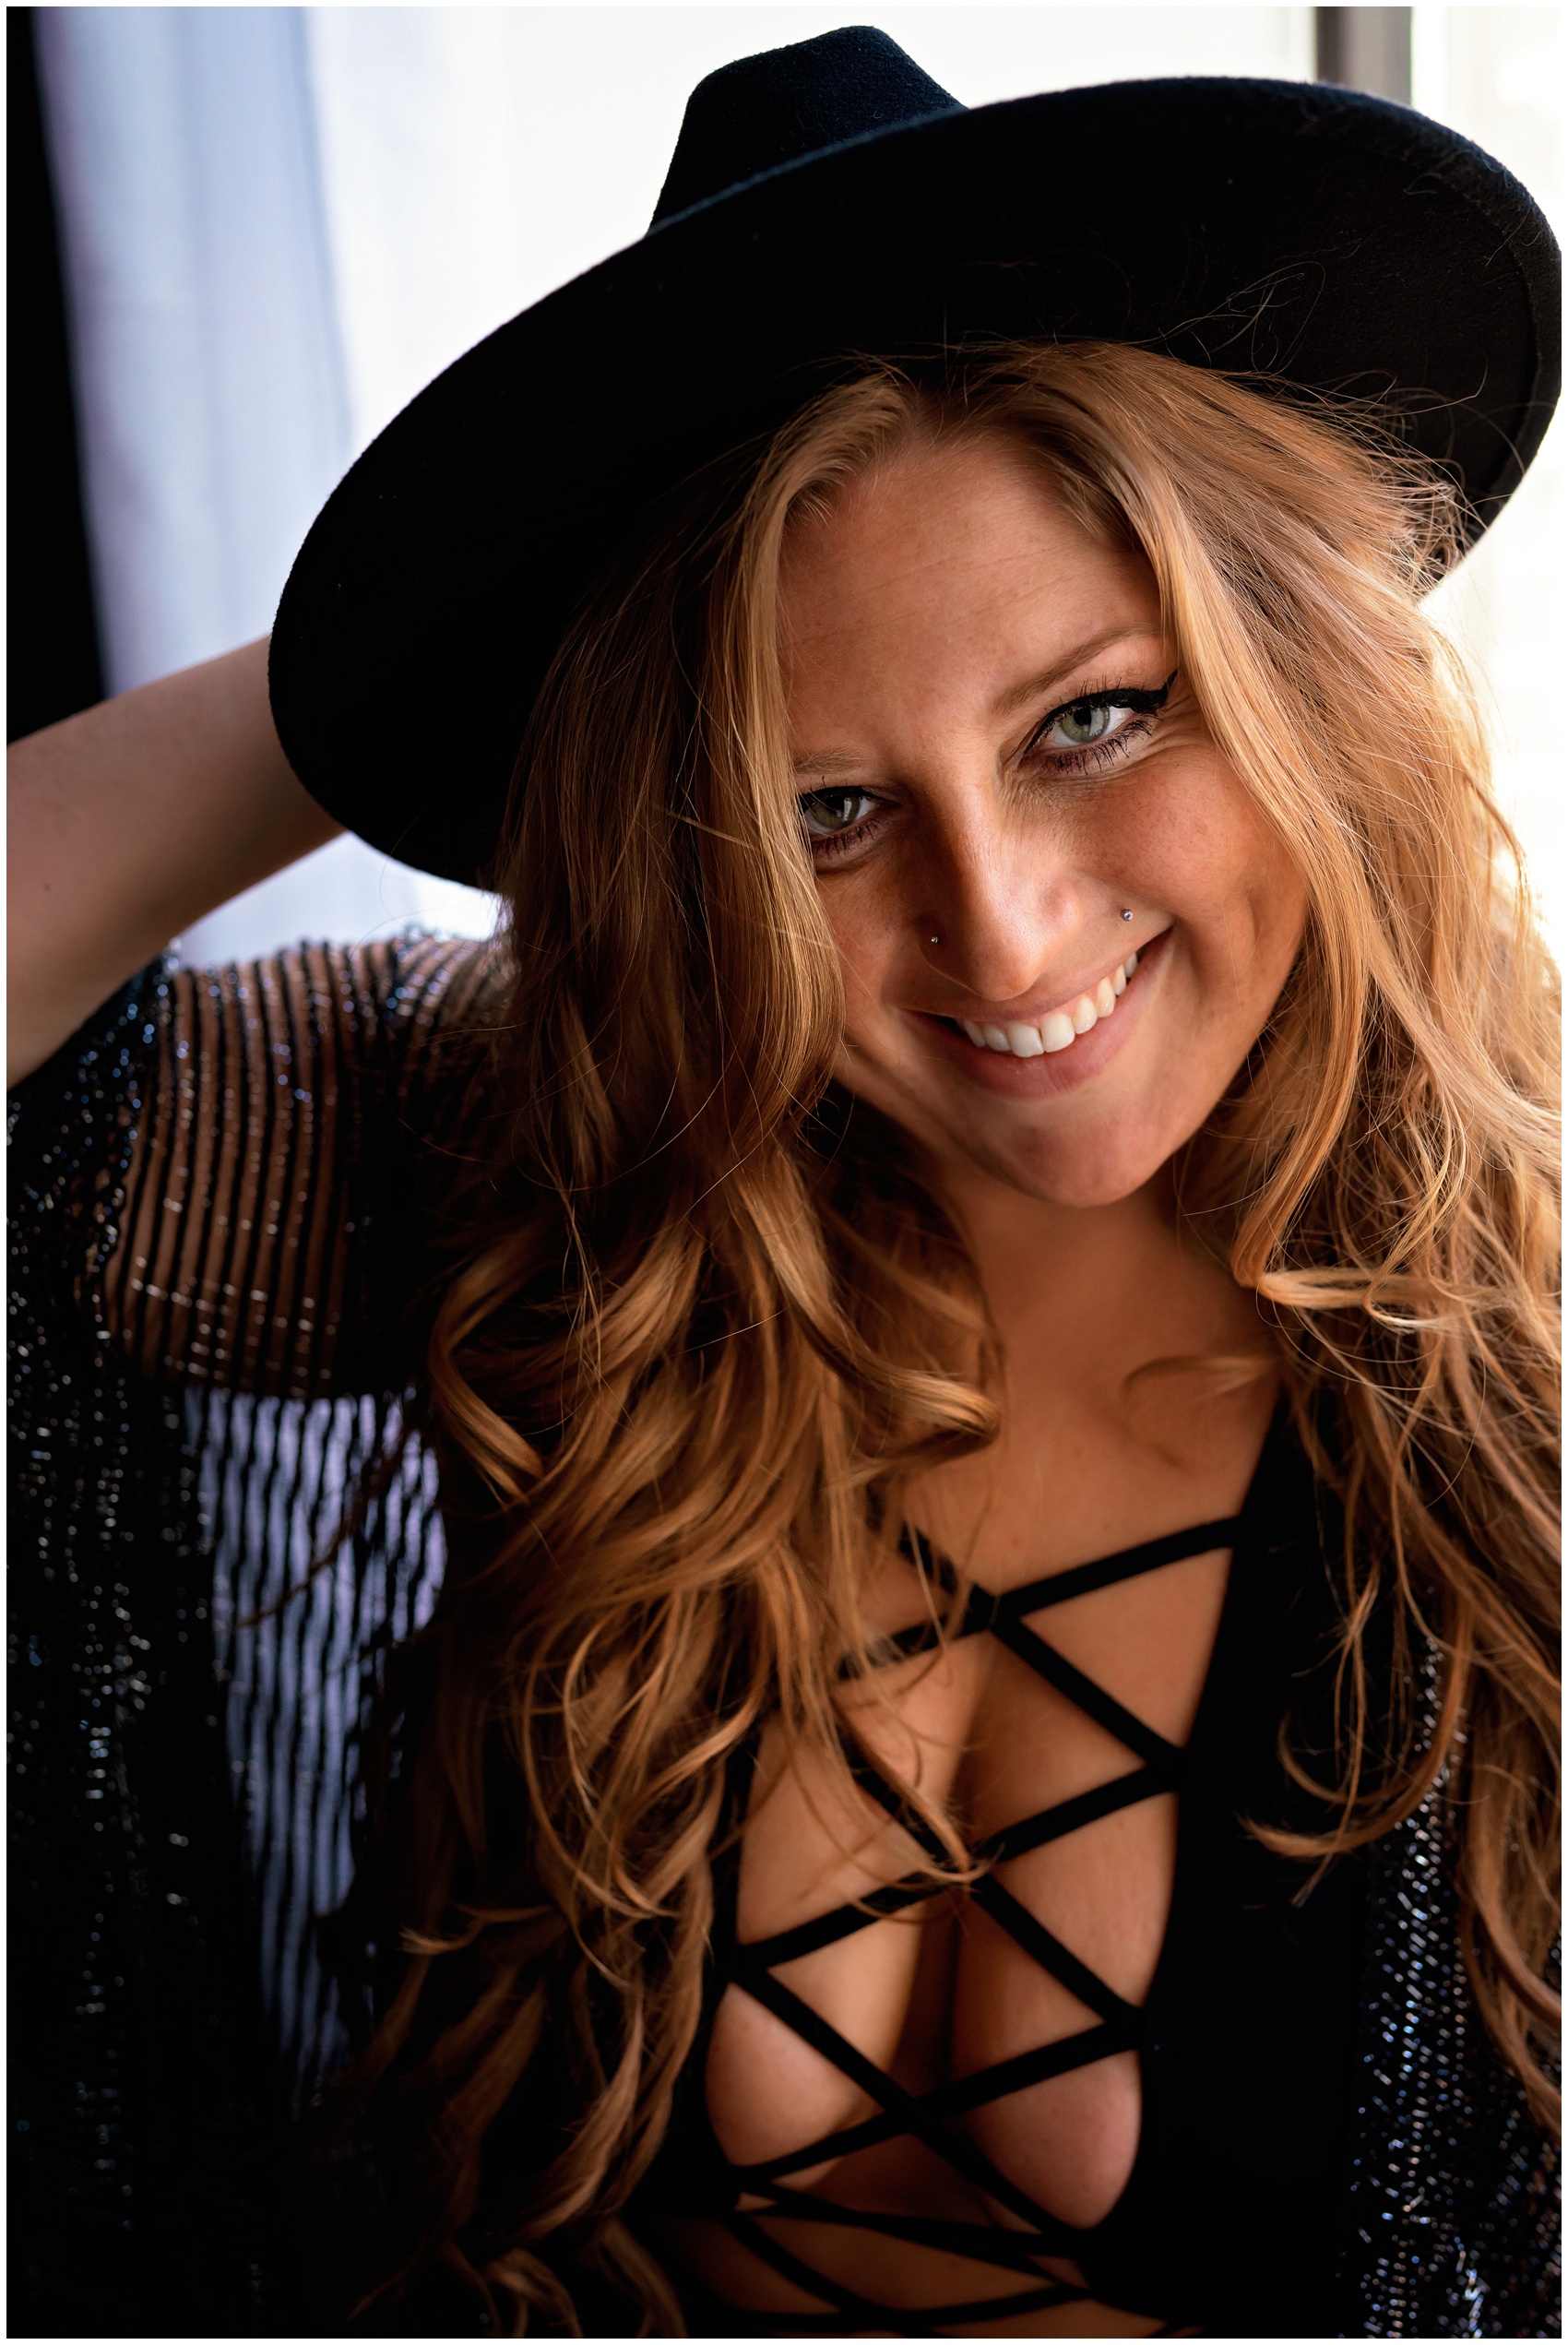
651,26,962,224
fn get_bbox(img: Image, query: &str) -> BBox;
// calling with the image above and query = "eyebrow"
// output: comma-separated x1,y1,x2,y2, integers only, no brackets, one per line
990,625,1169,720
791,748,867,776
790,624,1169,774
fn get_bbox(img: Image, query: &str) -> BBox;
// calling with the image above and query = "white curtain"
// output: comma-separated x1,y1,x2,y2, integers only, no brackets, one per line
37,6,1560,960
36,6,500,959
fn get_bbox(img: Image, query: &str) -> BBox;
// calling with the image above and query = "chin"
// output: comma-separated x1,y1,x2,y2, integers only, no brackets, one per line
944,1119,1170,1209
839,1054,1188,1209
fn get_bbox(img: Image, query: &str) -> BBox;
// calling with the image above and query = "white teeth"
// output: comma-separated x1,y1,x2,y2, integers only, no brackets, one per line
955,945,1143,1058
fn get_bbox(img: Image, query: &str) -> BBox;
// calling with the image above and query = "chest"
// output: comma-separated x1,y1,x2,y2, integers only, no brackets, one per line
707,1523,1244,2242
701,1316,1279,2314
651,1414,1366,2336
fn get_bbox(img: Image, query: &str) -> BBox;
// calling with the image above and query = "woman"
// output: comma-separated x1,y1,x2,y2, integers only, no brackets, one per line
9,30,1560,2339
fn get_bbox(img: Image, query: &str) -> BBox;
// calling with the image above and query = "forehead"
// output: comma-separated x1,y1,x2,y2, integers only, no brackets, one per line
778,428,1158,700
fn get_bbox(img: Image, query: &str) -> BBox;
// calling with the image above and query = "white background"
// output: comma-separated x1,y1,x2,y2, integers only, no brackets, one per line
37,6,1563,962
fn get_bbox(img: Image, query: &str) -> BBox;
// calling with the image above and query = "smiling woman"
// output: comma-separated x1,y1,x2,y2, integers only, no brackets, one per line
388,338,1554,2335
7,27,1561,2342
776,403,1309,1198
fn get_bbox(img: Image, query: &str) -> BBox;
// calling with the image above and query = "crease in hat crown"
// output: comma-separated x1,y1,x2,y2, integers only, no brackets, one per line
651,25,964,223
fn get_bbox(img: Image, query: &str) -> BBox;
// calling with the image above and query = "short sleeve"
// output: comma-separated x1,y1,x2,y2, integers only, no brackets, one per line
8,936,507,2275
101,933,504,1401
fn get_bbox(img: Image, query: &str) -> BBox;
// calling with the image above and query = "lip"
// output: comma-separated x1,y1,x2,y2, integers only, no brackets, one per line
907,927,1170,1098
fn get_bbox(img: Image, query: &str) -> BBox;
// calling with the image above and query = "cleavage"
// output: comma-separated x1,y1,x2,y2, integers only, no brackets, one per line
706,1537,1231,2230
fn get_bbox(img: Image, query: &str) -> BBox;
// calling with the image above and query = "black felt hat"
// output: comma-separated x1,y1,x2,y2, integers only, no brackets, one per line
269,26,1561,887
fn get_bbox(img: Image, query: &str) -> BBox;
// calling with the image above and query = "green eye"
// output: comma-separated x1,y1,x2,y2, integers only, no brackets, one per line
800,787,875,838
1051,700,1119,747
1033,672,1176,765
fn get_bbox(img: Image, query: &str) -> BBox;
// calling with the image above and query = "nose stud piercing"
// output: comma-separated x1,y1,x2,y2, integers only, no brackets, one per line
1120,909,1134,921
930,934,941,946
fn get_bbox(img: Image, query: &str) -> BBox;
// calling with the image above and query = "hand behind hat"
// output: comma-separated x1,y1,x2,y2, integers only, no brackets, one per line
6,641,341,1088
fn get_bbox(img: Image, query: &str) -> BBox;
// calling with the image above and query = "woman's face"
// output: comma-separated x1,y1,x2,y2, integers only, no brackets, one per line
779,430,1309,1209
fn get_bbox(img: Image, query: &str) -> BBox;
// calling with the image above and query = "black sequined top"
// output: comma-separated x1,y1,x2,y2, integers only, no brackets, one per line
8,945,1560,2338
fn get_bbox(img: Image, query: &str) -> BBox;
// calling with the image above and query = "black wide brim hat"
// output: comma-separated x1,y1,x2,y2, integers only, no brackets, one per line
270,26,1561,887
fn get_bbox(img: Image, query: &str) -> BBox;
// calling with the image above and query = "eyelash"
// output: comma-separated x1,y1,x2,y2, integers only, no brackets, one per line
804,805,885,863
798,672,1177,863
1020,672,1176,775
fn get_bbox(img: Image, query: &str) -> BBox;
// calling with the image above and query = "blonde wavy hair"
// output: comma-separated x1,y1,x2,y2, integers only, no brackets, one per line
344,341,1560,2332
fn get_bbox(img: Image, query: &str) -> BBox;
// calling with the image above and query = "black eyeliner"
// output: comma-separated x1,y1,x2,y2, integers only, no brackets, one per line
1014,669,1177,768
1033,666,1176,733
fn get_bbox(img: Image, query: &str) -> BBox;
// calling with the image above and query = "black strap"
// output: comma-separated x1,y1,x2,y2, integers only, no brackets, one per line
897,1513,1243,1625
995,1516,1245,1614
727,2185,1081,2275
698,1510,1245,2326
970,1874,1144,2028
989,1613,1185,1768
732,1965,1077,2238
732,1875,938,1972
978,1759,1178,1865
725,2209,1086,2336
733,1757,1178,1972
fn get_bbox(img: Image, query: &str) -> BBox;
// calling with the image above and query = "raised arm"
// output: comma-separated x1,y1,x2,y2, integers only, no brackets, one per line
6,637,342,1086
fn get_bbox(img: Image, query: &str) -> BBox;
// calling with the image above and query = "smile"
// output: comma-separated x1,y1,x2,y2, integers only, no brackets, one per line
950,951,1140,1059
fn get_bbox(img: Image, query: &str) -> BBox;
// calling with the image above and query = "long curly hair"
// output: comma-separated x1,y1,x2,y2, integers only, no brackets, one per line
340,342,1560,2332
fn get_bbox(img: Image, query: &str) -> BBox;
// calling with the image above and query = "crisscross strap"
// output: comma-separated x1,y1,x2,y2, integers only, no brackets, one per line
727,2208,1087,2337
695,1512,1244,2329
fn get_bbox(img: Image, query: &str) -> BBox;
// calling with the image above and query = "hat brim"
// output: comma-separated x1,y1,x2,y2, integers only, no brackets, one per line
270,76,1561,887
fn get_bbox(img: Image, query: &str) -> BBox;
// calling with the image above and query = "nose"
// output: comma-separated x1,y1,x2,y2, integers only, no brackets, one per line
920,830,1086,1007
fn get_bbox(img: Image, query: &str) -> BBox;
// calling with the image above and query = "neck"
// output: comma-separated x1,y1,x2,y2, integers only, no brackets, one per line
940,1158,1193,1346
934,1152,1275,1427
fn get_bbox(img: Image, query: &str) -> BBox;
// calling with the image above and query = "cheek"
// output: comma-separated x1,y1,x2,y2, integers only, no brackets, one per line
1214,813,1309,984
1136,765,1304,973
819,881,905,1018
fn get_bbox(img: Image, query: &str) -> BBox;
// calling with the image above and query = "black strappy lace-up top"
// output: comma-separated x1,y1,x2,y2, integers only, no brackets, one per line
638,1424,1369,2339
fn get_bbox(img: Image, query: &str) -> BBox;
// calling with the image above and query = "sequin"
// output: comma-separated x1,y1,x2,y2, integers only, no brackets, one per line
1338,1732,1561,2335
7,946,1560,2335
